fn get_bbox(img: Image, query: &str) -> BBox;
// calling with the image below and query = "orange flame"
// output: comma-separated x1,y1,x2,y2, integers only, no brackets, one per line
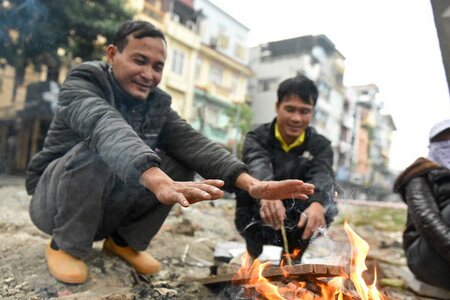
232,221,386,299
344,221,385,300
233,253,285,299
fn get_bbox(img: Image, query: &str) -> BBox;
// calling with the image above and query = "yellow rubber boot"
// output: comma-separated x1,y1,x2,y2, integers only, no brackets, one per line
45,244,88,284
103,237,160,275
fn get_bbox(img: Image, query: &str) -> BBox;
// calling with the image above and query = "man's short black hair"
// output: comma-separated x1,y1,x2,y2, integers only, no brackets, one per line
112,20,166,52
277,75,318,106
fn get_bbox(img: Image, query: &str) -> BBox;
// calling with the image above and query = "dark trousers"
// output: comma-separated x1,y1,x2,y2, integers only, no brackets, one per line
235,192,310,260
29,142,194,259
405,204,450,290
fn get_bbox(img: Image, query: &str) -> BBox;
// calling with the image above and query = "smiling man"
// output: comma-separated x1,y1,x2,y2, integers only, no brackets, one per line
235,75,338,262
25,21,315,284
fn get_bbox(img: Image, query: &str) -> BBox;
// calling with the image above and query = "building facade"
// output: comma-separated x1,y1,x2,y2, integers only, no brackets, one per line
347,85,381,184
343,84,397,199
190,0,252,149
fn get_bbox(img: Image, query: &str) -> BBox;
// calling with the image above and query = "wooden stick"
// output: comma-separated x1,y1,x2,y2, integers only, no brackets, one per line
280,220,292,266
195,264,347,286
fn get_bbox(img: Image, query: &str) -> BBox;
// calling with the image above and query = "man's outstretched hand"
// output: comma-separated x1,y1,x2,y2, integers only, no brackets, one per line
153,179,225,207
249,179,315,200
140,167,224,207
141,169,316,208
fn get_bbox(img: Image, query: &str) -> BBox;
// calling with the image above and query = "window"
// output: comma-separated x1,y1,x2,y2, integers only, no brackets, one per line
218,34,230,50
217,25,228,50
314,108,329,129
205,105,219,125
231,73,240,97
209,63,224,86
195,57,203,80
317,80,331,101
171,48,185,76
258,78,278,92
234,43,246,59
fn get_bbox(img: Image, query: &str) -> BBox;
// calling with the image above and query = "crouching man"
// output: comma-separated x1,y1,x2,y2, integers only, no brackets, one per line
235,75,338,262
25,20,314,284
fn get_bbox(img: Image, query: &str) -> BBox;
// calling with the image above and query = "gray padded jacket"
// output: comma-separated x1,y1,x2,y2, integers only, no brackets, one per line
26,61,246,194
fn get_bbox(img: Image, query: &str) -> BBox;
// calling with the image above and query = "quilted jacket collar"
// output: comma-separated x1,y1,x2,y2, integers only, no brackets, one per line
393,157,441,193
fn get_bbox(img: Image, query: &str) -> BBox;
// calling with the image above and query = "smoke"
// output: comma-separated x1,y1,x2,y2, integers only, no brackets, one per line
303,228,350,266
335,182,364,200
0,0,48,44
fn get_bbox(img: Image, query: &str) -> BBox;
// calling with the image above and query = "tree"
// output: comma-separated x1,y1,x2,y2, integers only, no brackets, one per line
0,0,134,101
226,101,253,158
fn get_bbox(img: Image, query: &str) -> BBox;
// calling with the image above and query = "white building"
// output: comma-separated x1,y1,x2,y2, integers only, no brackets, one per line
190,0,252,148
193,0,249,64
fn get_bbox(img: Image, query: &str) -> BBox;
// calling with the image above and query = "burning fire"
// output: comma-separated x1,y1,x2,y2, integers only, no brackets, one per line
344,222,385,300
233,221,386,300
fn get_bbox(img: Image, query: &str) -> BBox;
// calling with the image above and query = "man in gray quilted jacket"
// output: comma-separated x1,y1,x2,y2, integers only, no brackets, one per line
25,20,315,284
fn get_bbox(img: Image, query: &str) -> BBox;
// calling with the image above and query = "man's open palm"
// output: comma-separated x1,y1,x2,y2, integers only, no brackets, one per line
154,179,225,207
249,180,314,200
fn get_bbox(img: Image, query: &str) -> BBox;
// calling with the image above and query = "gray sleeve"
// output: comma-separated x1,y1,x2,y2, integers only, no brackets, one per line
158,109,247,191
304,140,335,205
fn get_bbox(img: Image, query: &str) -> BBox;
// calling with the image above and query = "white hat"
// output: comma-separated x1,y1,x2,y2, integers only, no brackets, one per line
429,119,450,141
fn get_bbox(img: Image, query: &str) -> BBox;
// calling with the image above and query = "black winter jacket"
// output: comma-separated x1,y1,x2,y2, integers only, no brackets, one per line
235,120,337,230
26,61,246,194
242,120,336,206
394,157,450,263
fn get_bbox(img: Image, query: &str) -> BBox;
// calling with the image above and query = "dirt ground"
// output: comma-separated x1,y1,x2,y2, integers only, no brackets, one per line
1,178,449,300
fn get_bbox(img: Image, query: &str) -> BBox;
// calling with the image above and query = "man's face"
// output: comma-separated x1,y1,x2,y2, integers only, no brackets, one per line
275,94,314,144
107,36,166,101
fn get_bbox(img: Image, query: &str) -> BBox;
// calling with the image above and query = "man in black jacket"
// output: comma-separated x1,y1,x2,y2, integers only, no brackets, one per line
26,20,315,284
394,119,450,290
235,75,337,262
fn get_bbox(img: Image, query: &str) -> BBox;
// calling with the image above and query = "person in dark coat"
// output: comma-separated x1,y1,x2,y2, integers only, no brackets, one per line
235,75,338,262
25,20,315,284
394,119,450,290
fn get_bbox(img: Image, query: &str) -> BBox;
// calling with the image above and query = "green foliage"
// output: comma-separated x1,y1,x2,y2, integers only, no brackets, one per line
226,101,253,156
0,0,134,77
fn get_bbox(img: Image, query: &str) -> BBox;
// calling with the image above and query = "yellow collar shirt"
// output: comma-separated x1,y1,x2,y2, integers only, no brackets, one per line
274,122,305,152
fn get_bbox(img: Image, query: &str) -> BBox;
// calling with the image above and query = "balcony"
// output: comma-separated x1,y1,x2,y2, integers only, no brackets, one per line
165,14,201,49
143,1,165,23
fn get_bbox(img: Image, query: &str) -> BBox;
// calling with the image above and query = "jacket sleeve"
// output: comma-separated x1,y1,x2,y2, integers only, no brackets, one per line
303,139,337,224
304,139,335,207
57,67,161,186
241,130,274,181
158,109,247,191
404,177,450,263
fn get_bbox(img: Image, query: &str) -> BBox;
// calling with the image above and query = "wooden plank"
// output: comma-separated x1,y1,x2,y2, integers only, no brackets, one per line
196,264,347,287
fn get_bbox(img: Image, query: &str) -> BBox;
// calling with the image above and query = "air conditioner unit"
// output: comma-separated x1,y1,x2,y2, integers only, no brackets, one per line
210,36,218,48
172,14,180,23
186,20,196,30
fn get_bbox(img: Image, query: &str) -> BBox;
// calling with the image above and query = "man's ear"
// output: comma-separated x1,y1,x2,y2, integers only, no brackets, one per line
275,101,280,114
106,45,117,63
